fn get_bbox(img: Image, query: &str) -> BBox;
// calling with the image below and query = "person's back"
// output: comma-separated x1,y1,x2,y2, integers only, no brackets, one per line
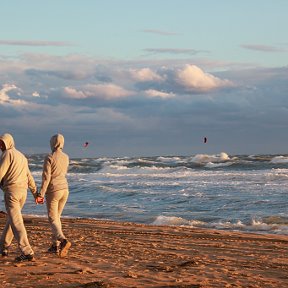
39,134,69,195
47,149,69,191
0,134,36,193
38,133,71,257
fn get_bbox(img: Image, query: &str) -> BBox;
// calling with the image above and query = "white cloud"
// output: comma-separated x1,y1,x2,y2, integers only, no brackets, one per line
32,91,40,97
0,84,13,102
145,89,175,99
130,68,163,82
64,83,133,100
176,65,233,91
63,87,86,99
0,84,45,109
0,84,27,106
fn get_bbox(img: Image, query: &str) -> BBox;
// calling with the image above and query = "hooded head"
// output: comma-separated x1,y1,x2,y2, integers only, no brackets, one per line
50,134,65,152
0,133,15,151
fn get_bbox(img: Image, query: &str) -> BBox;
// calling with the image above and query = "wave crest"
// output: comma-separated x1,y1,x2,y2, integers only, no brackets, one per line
191,152,230,164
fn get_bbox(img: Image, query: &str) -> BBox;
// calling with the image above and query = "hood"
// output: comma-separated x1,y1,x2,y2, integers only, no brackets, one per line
50,134,65,152
0,133,15,150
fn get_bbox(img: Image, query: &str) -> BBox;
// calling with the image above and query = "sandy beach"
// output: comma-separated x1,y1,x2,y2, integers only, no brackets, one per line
0,212,287,288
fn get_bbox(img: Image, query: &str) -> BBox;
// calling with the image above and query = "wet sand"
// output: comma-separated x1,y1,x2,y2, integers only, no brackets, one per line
0,213,287,287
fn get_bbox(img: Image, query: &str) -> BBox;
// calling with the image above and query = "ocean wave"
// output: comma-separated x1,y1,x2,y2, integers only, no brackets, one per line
156,156,183,163
151,215,205,227
270,156,288,164
191,152,230,164
150,215,288,235
205,162,233,168
54,153,288,175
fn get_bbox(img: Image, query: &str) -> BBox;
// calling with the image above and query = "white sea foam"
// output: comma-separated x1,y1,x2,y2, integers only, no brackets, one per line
205,162,233,168
191,152,230,164
152,215,205,227
212,220,245,230
157,156,183,162
270,156,288,163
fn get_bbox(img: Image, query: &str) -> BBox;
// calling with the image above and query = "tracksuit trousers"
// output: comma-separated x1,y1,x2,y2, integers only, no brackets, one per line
46,189,69,246
0,190,34,255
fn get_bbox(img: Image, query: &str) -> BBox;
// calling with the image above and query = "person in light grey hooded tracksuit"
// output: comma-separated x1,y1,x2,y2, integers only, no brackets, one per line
37,133,71,257
0,133,37,262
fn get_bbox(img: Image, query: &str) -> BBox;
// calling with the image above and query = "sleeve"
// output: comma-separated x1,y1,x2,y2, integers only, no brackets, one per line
27,167,37,197
0,152,11,187
39,156,52,197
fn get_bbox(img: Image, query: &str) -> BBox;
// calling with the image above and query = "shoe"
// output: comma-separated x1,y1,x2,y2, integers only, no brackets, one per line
1,249,8,257
15,254,35,262
47,244,59,254
59,239,71,257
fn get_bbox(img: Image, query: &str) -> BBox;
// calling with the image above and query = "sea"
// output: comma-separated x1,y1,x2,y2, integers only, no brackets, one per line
1,152,288,235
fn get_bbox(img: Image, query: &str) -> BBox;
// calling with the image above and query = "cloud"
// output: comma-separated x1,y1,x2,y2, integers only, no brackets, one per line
0,84,14,102
142,29,179,36
0,84,27,106
176,65,233,91
0,40,73,47
0,54,236,110
32,91,40,97
145,89,175,99
63,87,86,99
144,48,208,56
241,44,286,52
128,65,233,96
63,84,133,100
130,68,164,82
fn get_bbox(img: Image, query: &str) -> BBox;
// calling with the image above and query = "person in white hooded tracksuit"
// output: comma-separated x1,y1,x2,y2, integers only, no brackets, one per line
36,133,71,257
0,133,38,262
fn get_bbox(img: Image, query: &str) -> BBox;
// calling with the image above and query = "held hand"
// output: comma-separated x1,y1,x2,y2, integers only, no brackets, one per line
35,196,44,205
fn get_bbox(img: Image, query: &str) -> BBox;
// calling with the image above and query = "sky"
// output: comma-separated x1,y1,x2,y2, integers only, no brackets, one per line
1,0,288,158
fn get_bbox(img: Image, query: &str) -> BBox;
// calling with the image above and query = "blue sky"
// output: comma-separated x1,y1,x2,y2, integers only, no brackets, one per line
1,0,288,157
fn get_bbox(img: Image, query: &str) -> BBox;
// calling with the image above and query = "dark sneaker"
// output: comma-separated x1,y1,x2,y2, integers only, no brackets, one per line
59,239,71,257
1,249,8,257
15,254,35,262
48,244,59,254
